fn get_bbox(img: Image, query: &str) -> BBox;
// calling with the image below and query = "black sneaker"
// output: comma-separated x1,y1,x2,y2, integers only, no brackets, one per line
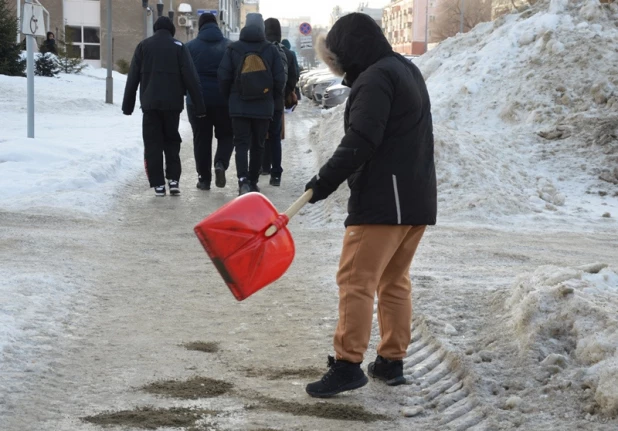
238,178,251,196
269,176,281,187
168,180,180,196
214,162,226,188
367,355,406,386
154,185,166,197
305,355,368,398
249,182,260,193
196,180,210,190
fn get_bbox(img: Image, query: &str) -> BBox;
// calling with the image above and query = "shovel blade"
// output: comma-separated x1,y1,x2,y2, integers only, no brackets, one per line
194,193,295,301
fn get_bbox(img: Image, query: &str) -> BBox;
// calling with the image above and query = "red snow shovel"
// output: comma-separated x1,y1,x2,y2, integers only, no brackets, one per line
194,190,313,301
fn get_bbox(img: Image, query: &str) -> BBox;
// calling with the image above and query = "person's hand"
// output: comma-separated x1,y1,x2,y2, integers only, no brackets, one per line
305,175,330,204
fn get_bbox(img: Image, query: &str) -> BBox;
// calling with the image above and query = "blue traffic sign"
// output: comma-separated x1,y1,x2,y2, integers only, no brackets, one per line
197,9,218,16
299,22,312,36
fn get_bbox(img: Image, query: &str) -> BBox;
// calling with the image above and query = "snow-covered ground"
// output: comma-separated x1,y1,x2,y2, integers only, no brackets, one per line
1,0,617,428
0,66,144,216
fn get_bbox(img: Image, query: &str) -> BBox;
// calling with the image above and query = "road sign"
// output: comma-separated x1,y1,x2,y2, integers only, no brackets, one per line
21,2,46,37
299,22,312,36
300,35,313,50
197,9,218,16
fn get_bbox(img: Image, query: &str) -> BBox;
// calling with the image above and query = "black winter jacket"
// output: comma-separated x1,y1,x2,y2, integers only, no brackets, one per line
186,23,230,108
315,13,437,227
122,26,205,115
282,46,299,99
217,23,286,119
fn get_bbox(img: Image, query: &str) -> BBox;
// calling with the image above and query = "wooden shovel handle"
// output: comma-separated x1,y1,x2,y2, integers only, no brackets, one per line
265,189,313,237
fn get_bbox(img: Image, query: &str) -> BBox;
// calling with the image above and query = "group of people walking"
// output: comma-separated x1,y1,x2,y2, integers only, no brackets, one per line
123,11,437,402
122,13,298,197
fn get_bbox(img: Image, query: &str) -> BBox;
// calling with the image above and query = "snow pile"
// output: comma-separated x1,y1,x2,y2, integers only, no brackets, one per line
311,0,618,225
505,264,618,416
0,66,144,216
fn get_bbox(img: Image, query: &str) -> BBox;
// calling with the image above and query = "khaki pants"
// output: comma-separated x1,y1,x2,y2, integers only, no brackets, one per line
334,225,426,363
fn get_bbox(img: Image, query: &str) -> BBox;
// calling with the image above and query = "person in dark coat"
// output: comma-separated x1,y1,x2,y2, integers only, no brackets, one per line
186,13,233,191
282,38,301,102
304,13,437,398
218,13,286,195
40,32,57,55
261,18,299,187
122,16,206,197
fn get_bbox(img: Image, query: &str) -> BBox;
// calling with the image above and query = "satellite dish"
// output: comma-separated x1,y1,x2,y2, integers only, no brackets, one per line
178,3,192,13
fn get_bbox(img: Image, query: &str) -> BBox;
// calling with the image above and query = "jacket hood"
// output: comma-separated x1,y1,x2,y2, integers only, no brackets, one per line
240,13,265,42
153,16,176,37
264,18,282,43
317,13,392,83
281,39,291,50
198,22,224,42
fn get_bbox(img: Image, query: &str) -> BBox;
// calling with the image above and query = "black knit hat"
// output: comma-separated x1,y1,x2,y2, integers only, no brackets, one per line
198,13,218,29
153,16,176,37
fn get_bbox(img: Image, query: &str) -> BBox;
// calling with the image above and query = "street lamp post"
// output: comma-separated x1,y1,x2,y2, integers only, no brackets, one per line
105,0,113,104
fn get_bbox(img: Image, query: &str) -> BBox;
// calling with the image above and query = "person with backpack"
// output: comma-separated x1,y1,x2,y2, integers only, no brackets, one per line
218,13,286,195
260,19,299,187
122,16,206,197
186,13,233,191
282,38,301,103
304,13,437,398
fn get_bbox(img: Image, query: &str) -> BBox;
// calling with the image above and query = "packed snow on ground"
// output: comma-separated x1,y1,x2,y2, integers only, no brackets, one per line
311,0,618,228
0,65,144,216
505,263,618,416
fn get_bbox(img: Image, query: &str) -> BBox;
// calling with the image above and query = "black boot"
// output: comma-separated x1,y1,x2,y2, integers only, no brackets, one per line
305,356,368,398
367,355,406,386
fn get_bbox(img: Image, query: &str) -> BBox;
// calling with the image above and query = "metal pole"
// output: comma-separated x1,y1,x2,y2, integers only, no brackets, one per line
424,0,429,53
168,0,174,21
460,0,464,34
105,0,113,104
157,0,163,17
16,0,21,43
25,1,34,138
142,1,148,40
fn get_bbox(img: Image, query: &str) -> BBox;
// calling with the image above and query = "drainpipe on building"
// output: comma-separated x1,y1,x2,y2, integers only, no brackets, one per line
25,0,34,138
157,0,164,18
142,0,148,40
168,0,174,21
460,0,464,34
105,0,113,104
424,0,429,54
16,0,21,43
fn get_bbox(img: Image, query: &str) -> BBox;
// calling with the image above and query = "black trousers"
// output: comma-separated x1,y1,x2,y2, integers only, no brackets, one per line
232,117,270,184
186,104,234,185
262,110,284,176
142,110,182,187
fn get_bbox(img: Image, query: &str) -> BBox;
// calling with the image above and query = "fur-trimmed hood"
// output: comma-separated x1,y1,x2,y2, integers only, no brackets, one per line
317,13,392,85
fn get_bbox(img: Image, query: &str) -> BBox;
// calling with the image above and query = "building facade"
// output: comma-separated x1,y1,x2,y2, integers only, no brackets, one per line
382,0,440,55
30,0,236,69
239,0,258,29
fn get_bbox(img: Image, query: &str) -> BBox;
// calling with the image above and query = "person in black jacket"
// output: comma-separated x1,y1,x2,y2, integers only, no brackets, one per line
186,13,233,191
40,32,57,55
218,13,286,195
122,16,206,197
304,13,437,398
261,18,299,187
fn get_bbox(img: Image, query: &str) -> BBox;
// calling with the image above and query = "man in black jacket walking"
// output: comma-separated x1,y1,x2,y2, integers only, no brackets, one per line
261,18,298,187
305,13,437,398
186,13,233,191
122,16,206,197
218,13,286,195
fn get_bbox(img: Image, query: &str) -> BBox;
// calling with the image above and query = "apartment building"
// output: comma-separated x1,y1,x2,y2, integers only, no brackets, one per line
239,0,258,28
382,0,440,55
26,1,238,69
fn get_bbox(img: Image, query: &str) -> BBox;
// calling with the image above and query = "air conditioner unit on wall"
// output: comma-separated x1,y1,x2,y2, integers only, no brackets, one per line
178,15,191,27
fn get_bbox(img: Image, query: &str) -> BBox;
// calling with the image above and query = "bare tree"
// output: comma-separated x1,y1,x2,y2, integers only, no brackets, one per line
433,0,492,41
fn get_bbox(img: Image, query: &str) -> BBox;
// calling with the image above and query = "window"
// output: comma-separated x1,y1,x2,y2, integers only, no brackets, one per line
65,25,101,61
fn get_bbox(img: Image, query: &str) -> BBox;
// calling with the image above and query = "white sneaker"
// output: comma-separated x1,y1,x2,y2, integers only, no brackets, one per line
168,180,180,196
154,185,166,197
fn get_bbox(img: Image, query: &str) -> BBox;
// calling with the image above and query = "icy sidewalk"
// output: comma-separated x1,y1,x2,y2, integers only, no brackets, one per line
0,67,144,216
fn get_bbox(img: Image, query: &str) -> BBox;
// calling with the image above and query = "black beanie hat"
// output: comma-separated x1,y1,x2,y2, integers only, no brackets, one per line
198,13,218,29
153,16,176,37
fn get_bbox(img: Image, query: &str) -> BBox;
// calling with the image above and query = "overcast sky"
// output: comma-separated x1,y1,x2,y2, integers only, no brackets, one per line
258,0,389,26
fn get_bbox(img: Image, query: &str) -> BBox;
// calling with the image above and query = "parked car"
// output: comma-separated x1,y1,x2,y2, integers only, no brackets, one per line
313,75,342,105
303,71,332,99
322,84,350,109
